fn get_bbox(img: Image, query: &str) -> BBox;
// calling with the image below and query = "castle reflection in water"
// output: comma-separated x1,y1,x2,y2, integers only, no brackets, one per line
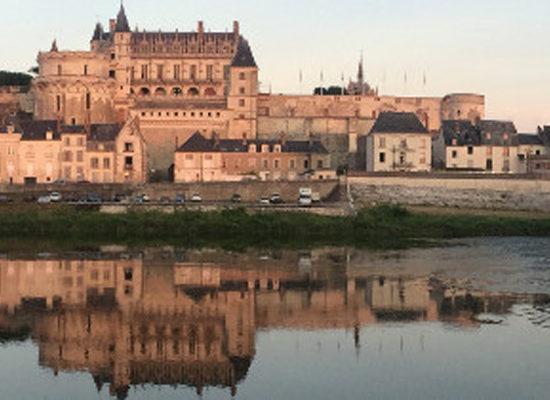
0,247,534,398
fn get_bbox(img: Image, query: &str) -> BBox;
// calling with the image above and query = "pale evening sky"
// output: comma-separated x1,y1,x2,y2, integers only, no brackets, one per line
1,0,548,131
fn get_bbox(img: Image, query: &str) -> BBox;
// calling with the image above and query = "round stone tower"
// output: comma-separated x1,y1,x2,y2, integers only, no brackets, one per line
441,93,485,124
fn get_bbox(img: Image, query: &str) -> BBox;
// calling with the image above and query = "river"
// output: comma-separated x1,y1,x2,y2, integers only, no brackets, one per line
0,238,548,399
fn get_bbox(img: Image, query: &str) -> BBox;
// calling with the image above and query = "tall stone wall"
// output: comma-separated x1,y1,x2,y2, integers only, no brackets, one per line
349,175,550,211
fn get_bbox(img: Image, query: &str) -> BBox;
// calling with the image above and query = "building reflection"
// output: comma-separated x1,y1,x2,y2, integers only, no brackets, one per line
0,248,539,398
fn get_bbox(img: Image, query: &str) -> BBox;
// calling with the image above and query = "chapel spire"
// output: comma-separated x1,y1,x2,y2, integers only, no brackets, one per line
115,2,130,32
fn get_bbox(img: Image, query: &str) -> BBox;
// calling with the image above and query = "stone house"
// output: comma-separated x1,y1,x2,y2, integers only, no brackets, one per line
366,112,432,172
174,132,333,182
434,120,547,173
0,116,147,184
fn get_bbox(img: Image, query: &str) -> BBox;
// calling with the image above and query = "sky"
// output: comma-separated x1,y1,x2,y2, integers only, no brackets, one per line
1,0,549,131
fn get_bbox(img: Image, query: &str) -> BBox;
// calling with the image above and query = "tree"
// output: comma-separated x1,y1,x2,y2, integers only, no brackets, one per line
0,71,33,87
313,86,349,95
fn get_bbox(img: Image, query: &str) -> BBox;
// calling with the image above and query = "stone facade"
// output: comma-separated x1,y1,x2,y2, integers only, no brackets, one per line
366,112,432,172
174,132,333,183
0,117,147,184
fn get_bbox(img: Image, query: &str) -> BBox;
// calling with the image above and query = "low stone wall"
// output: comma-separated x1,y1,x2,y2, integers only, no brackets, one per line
349,175,550,211
0,180,340,203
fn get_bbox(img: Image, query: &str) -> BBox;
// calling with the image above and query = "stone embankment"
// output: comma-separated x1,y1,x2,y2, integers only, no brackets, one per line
349,174,550,212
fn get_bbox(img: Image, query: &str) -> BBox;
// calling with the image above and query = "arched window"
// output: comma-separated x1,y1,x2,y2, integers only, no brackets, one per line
204,87,216,96
187,87,199,96
172,87,183,96
139,87,150,96
154,87,167,96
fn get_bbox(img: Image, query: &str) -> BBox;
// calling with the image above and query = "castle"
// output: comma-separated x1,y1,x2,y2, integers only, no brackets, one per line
30,4,485,180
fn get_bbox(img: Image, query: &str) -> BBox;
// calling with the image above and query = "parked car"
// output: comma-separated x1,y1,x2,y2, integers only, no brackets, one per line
113,193,129,203
269,193,283,204
0,194,10,203
23,194,36,203
174,194,186,204
64,193,79,203
231,193,242,203
49,192,62,202
53,179,66,185
86,193,102,203
37,195,51,204
190,193,202,203
159,196,171,204
259,196,270,205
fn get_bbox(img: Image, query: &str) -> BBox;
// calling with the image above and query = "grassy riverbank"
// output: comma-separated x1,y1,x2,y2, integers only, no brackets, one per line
1,206,550,249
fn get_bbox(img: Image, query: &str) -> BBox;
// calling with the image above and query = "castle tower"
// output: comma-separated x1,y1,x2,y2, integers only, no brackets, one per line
228,36,258,139
112,3,133,124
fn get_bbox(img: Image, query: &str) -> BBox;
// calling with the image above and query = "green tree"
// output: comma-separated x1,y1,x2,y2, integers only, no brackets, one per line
0,71,33,87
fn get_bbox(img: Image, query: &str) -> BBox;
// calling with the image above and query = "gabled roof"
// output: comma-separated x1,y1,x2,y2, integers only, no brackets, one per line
61,124,120,142
19,120,60,141
231,37,257,68
115,4,130,32
370,112,428,134
441,119,519,147
518,134,543,146
177,132,328,154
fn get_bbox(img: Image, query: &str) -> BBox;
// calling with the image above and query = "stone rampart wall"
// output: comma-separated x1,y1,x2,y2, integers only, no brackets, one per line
349,175,550,211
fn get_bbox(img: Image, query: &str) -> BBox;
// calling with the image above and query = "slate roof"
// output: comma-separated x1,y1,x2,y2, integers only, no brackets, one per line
518,134,543,146
370,112,428,134
177,132,328,154
61,124,120,142
231,37,257,68
92,23,106,41
115,4,131,33
0,119,120,142
441,120,480,146
441,119,519,147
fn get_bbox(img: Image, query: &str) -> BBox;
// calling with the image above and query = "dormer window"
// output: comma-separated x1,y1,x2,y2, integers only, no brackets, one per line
248,144,256,153
274,144,281,153
261,144,269,153
452,138,458,146
486,133,491,140
503,133,509,141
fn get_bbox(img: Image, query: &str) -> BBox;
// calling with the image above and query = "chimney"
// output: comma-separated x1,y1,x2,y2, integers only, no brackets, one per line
212,131,220,147
280,132,286,146
109,19,116,33
233,21,239,38
198,21,204,35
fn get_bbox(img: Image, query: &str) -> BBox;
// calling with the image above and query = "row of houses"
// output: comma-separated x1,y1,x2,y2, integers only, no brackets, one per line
0,112,549,184
366,112,550,174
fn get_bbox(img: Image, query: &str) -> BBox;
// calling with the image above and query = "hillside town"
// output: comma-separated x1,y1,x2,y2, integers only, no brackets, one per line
0,4,549,188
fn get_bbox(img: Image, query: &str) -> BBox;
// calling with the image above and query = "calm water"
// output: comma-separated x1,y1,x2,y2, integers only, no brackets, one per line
0,238,549,400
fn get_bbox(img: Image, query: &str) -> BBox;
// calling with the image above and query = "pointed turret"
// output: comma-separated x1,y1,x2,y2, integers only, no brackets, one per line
92,22,104,41
231,37,257,68
50,39,58,52
357,54,364,85
115,3,130,32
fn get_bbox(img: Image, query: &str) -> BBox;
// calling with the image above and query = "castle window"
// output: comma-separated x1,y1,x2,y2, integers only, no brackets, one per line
239,87,245,94
157,64,164,80
57,65,62,75
262,159,268,168
274,144,281,153
76,151,83,162
239,99,246,107
63,151,73,162
290,159,296,169
109,70,116,78
91,158,99,169
103,158,110,169
379,137,386,148
141,65,148,80
110,53,115,60
141,112,146,117
125,156,133,170
154,87,166,96
239,72,246,80
125,142,134,152
206,65,214,81
140,87,150,96
452,150,457,158
304,159,310,169
379,152,386,163
174,65,181,80
468,146,474,155
190,65,197,80
172,87,182,96
274,159,280,169
503,147,510,157
85,93,91,110
187,87,199,96
317,160,324,169
71,117,76,125
84,65,88,75
56,95,61,112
